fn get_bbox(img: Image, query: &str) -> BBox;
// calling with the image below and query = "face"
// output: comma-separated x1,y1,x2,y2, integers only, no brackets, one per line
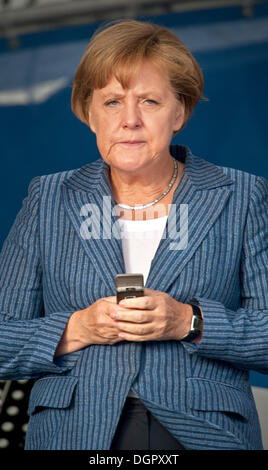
88,60,184,174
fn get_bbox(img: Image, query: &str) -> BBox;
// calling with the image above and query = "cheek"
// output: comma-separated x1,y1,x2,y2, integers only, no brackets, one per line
95,128,119,160
94,119,112,143
96,132,109,151
89,107,112,134
150,116,175,143
94,113,118,137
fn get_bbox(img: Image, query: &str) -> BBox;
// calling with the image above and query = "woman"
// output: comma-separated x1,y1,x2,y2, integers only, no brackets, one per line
0,20,267,450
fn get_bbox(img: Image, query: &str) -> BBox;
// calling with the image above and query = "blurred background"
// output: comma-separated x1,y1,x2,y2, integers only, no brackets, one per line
0,0,268,450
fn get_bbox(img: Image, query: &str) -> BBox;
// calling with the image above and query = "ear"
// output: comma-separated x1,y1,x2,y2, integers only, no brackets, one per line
173,102,185,134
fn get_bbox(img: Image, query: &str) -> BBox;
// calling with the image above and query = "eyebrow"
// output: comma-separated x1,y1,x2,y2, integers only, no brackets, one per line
102,91,163,100
139,93,162,100
102,93,125,100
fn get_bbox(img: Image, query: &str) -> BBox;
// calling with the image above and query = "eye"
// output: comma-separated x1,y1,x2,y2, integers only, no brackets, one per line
144,99,158,105
105,100,119,107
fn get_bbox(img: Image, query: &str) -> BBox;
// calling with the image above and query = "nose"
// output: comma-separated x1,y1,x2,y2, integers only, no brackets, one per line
121,101,142,129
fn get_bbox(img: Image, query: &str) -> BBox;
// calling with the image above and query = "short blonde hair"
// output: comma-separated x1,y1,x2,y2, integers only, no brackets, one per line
71,20,204,128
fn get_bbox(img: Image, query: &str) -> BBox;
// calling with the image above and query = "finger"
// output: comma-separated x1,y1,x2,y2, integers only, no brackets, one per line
95,325,125,342
117,330,157,342
119,295,154,310
115,321,155,336
97,331,122,342
111,308,153,323
102,296,117,303
96,334,124,345
143,288,161,296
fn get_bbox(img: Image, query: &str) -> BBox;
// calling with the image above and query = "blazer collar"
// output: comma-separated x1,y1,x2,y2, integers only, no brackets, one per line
62,145,234,194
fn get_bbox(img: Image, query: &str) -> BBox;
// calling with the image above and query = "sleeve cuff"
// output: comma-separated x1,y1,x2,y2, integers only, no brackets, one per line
181,296,233,358
31,311,81,374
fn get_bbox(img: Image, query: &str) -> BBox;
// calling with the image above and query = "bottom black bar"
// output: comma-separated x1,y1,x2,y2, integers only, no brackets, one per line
0,449,266,466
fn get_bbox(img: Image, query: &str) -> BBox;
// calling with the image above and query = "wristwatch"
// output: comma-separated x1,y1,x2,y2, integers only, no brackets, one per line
182,304,203,342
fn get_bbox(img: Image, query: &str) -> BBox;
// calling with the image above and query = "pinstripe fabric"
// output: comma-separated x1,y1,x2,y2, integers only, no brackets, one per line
0,145,267,450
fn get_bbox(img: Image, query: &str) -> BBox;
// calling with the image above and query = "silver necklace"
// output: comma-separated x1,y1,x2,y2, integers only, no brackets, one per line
116,158,178,211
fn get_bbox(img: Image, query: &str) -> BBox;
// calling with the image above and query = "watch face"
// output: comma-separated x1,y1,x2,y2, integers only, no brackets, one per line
182,304,203,342
193,315,203,332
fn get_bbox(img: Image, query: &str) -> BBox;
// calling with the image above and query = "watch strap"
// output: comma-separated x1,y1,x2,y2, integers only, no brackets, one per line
182,304,203,343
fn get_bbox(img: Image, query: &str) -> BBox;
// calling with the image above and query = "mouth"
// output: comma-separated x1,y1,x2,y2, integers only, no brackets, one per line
118,141,146,148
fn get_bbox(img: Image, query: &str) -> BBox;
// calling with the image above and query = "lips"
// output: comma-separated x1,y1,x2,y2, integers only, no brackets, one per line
119,141,145,146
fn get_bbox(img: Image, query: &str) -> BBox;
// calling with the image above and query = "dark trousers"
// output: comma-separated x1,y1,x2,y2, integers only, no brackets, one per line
110,397,185,450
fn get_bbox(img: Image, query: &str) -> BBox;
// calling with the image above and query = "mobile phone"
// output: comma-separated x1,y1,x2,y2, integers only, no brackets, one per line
116,273,144,304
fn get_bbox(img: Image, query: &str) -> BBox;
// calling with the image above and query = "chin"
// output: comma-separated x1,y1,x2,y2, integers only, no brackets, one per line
113,162,144,174
109,152,150,173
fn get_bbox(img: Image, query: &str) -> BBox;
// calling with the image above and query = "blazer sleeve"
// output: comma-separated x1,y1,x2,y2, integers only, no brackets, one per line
184,175,268,374
0,177,78,380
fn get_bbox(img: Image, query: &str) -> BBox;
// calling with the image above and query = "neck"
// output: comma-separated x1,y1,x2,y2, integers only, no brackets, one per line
110,156,184,221
110,155,176,206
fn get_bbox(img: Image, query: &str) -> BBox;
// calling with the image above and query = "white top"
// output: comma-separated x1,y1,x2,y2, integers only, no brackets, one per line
118,215,168,284
117,215,168,398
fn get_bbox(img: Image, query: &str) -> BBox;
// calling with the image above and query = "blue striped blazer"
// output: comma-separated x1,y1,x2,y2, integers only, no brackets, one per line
0,145,267,450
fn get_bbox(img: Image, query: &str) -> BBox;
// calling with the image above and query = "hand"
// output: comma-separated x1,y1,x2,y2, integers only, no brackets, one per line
109,288,194,342
55,296,125,356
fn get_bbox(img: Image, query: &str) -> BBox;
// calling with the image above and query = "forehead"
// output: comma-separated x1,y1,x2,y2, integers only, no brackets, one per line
94,60,173,97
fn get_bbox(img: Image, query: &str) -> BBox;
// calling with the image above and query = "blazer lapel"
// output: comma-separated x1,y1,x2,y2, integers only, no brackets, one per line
61,159,125,294
60,146,234,295
146,147,235,292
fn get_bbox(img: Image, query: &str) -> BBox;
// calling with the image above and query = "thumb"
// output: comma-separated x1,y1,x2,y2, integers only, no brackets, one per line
102,295,117,303
144,288,161,296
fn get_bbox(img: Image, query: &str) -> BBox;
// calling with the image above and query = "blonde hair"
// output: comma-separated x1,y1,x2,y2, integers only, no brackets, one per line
71,20,204,129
